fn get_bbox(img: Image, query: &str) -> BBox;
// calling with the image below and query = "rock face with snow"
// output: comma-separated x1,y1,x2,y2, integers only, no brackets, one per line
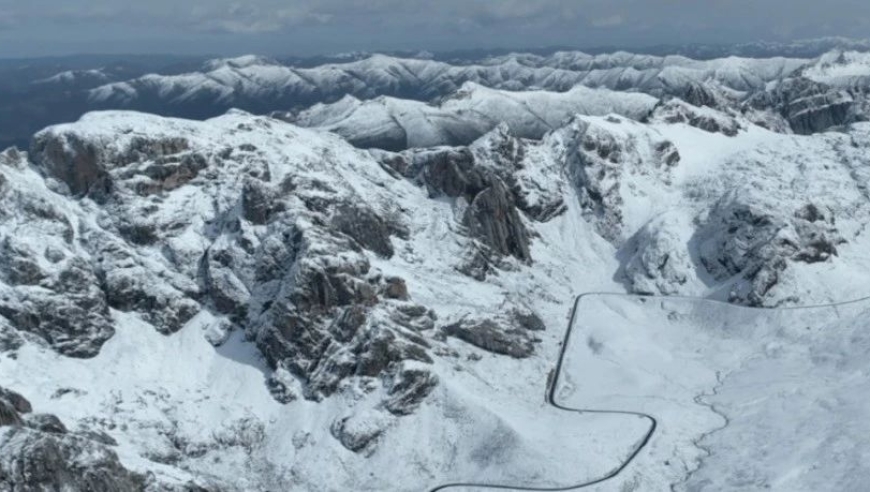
747,76,864,134
554,115,681,243
15,112,461,409
377,127,546,278
697,200,846,306
0,387,148,492
0,148,114,357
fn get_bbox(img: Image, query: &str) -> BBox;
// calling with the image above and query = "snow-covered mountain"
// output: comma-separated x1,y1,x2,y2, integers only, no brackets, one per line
282,83,658,150
6,43,870,152
81,48,870,147
33,69,112,87
87,51,804,111
4,46,870,491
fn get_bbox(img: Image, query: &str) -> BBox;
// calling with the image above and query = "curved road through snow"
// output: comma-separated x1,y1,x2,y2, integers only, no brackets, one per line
430,292,870,492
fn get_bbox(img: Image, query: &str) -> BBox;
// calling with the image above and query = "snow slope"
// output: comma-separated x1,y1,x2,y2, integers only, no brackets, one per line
564,294,870,492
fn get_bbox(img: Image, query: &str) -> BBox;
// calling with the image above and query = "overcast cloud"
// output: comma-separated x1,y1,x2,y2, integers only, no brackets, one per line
1,0,869,57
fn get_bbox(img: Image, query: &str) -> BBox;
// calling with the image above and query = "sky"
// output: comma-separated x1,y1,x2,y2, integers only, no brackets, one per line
1,0,870,58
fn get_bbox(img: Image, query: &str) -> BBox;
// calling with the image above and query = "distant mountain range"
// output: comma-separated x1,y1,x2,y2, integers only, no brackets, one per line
1,37,870,150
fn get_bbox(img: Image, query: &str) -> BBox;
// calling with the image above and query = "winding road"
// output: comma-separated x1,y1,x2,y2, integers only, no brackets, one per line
429,292,870,492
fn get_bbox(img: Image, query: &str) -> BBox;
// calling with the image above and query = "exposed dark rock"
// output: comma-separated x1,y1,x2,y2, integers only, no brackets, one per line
241,178,277,225
383,363,439,416
511,305,546,332
119,136,190,166
267,368,300,404
329,305,368,343
330,203,395,258
203,249,251,321
0,320,24,355
354,326,433,379
129,153,208,196
103,269,200,335
456,248,492,281
678,81,721,108
13,114,461,420
0,254,114,358
96,240,200,335
0,147,23,168
0,427,147,492
561,118,677,243
655,141,682,166
443,317,538,358
381,277,409,300
0,400,22,427
747,77,863,134
375,152,411,178
30,133,107,196
415,148,486,198
388,303,437,332
403,137,539,269
0,388,31,415
696,199,845,306
24,414,68,435
792,204,843,263
0,387,146,491
464,179,532,262
117,222,159,245
251,222,436,403
79,430,118,447
653,99,741,136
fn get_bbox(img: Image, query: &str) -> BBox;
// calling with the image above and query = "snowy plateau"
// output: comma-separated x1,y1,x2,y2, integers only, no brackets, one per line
3,46,870,492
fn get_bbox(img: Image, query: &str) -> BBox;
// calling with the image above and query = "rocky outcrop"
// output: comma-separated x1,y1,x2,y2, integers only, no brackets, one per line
29,133,107,196
696,199,845,306
330,410,392,456
5,114,447,419
464,180,532,262
675,81,722,109
125,153,208,196
0,388,31,416
241,177,278,225
330,202,395,259
473,127,567,223
747,77,864,134
0,255,114,358
389,138,536,273
442,307,543,359
239,210,435,403
651,99,742,136
383,362,439,416
95,235,201,335
0,160,115,357
558,117,678,243
0,386,147,492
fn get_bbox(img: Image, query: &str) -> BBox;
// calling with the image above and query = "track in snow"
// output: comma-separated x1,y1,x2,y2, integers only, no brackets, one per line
430,292,870,492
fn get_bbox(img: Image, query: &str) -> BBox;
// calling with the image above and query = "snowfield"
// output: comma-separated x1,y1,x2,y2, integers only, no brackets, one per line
4,48,870,491
563,294,870,492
